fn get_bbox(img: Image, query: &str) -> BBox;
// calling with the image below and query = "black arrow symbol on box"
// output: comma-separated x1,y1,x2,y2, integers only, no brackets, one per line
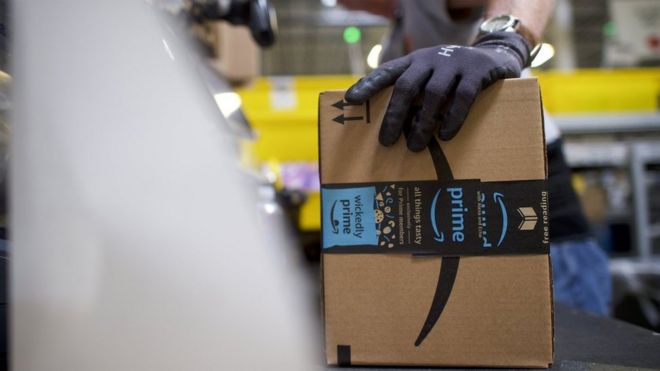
331,100,362,110
331,99,371,123
332,114,364,125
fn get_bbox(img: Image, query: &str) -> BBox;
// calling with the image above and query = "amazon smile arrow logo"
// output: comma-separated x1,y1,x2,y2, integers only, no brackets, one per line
430,189,445,242
415,139,458,347
493,192,508,247
330,200,340,234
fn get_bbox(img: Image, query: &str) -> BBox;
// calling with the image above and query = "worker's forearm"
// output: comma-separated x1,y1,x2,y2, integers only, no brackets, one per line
337,0,398,18
484,0,555,44
449,0,554,44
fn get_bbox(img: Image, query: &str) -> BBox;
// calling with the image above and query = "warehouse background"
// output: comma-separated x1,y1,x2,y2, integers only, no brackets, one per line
262,0,645,73
230,0,660,331
5,0,660,369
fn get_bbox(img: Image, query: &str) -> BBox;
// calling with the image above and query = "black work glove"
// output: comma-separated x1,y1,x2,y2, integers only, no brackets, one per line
345,31,532,151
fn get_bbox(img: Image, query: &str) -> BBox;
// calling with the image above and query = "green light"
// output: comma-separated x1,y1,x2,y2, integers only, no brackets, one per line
343,26,361,44
603,21,617,38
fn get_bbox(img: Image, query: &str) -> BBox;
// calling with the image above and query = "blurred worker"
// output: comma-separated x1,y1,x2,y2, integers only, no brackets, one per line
11,1,316,370
340,0,611,315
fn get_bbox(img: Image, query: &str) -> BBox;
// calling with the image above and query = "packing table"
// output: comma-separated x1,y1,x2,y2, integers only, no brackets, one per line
329,304,660,370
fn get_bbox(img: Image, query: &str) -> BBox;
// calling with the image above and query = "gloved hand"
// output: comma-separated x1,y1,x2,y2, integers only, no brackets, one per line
345,31,532,151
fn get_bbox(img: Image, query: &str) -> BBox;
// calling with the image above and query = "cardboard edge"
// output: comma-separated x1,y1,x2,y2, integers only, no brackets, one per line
547,254,555,368
537,81,554,368
537,80,549,181
318,91,346,366
318,92,331,365
320,254,332,365
344,354,554,369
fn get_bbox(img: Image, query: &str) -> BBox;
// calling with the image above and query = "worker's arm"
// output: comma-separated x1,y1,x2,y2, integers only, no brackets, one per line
482,0,554,45
449,0,554,43
345,0,555,151
337,0,398,18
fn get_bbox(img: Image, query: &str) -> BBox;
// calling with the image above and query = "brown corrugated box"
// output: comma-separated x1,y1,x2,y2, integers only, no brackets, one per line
192,21,260,83
319,78,553,367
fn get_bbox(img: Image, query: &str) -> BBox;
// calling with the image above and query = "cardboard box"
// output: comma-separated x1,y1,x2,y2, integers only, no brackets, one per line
196,22,260,83
319,78,553,367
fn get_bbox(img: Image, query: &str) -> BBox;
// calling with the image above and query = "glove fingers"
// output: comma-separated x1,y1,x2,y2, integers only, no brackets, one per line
438,78,481,141
379,66,432,146
345,57,411,104
406,74,458,152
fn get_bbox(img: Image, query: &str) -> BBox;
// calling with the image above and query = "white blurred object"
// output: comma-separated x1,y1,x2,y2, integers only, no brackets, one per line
11,1,317,370
214,92,243,117
530,43,555,68
366,44,382,69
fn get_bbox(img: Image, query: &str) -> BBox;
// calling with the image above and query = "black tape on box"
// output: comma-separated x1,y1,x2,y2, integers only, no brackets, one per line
321,179,548,256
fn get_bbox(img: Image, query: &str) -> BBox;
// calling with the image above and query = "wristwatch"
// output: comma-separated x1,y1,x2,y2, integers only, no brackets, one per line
479,14,541,61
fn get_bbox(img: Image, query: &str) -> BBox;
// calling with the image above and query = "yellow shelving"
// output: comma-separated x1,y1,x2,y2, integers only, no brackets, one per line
237,69,660,231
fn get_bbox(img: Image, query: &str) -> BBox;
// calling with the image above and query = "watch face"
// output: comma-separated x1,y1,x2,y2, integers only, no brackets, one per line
481,15,515,32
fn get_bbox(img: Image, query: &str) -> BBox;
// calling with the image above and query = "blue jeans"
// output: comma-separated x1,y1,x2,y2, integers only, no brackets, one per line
551,239,611,316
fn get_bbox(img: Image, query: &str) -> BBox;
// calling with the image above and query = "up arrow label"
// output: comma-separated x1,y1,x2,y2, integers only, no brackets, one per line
332,114,363,125
331,100,362,110
330,99,371,125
